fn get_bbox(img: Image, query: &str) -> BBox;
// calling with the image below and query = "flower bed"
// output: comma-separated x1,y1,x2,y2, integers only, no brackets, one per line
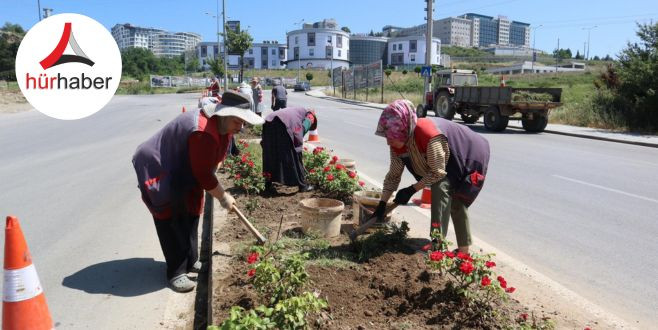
209,142,557,329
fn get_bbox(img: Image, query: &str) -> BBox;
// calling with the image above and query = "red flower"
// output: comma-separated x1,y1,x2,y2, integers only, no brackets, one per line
247,252,259,264
335,164,345,170
457,252,472,262
248,161,254,168
429,250,444,261
309,169,316,173
329,159,336,165
235,173,241,179
497,276,507,289
358,181,365,187
584,328,591,330
303,147,308,151
485,261,496,268
327,174,334,181
313,147,324,155
262,172,272,179
505,287,516,293
519,313,528,321
348,171,357,178
481,276,491,286
241,155,248,163
445,251,455,258
421,244,432,251
459,261,475,274
332,155,339,162
323,166,331,172
431,222,439,228
247,269,256,277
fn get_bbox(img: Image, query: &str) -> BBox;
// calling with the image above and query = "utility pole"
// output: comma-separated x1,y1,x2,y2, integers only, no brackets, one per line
221,0,228,91
329,39,334,96
37,0,42,21
424,0,434,98
555,37,559,73
531,24,543,73
582,25,597,60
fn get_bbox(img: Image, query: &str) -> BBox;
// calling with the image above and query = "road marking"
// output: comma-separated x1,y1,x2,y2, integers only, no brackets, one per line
553,174,658,204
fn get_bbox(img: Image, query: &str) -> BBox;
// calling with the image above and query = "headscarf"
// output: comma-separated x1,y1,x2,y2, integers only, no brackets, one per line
375,99,417,144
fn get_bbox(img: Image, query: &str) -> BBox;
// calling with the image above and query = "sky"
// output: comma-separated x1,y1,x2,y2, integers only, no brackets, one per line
1,0,657,59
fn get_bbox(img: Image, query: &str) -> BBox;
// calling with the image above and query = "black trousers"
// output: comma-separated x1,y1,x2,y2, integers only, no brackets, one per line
272,99,287,111
153,213,199,280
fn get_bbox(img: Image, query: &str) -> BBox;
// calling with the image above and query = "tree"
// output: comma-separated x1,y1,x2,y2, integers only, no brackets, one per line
603,54,613,61
402,69,408,75
414,66,422,76
225,27,253,83
306,72,313,82
593,55,601,61
553,48,573,62
341,26,351,33
185,54,200,73
368,29,375,37
120,47,160,80
207,56,225,78
384,69,392,77
0,22,25,81
575,50,583,59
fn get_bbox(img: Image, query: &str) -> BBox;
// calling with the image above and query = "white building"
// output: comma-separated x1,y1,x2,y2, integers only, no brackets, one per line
399,18,475,48
486,61,586,75
387,36,441,67
286,19,350,70
111,24,201,58
195,41,287,70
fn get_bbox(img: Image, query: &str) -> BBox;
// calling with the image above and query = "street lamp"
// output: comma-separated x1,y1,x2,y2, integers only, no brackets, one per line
582,25,598,61
531,24,543,73
204,10,222,83
291,19,304,82
327,39,334,95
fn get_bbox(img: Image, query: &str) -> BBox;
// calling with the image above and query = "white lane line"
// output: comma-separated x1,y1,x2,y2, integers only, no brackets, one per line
553,174,658,204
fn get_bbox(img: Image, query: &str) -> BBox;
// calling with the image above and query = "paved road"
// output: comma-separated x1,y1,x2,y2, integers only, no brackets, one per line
1,91,656,328
0,94,201,329
284,90,658,327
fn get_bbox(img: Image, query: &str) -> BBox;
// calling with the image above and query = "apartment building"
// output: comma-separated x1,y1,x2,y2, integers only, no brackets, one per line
286,19,350,70
111,23,201,57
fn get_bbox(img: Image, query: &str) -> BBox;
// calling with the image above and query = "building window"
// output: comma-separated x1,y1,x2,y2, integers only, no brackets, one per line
393,44,397,51
309,48,314,56
410,40,417,52
410,54,415,62
307,32,315,46
338,49,341,57
294,47,299,60
327,35,332,45
248,49,253,55
279,47,286,59
337,35,342,48
391,53,404,65
271,49,276,55
201,46,207,57
262,59,268,67
272,60,276,66
326,46,332,58
262,48,267,56
398,43,403,50
295,36,298,44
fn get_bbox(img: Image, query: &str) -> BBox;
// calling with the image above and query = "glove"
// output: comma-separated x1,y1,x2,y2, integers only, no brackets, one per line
371,201,388,223
219,192,235,210
393,185,417,205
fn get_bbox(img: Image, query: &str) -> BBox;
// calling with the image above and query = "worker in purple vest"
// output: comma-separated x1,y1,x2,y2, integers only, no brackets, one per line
373,100,490,255
132,91,264,292
261,107,318,193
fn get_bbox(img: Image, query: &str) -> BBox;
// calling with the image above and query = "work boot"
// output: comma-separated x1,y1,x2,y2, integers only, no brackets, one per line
169,274,195,293
188,261,203,273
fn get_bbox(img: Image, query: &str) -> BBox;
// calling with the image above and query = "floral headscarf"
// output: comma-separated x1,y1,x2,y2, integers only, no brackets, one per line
375,99,417,143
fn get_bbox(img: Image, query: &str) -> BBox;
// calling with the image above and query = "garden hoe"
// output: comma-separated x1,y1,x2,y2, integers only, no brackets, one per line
349,203,399,242
231,205,267,245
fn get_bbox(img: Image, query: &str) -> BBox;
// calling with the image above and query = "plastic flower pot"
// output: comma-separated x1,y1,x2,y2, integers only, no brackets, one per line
299,198,344,238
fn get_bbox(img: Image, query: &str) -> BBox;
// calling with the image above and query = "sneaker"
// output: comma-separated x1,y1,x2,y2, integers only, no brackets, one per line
169,274,195,293
188,261,203,273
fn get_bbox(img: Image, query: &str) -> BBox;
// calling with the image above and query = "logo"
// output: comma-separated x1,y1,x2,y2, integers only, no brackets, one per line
15,14,121,120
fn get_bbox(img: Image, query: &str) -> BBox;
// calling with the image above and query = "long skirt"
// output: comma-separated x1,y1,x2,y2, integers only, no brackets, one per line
261,117,306,187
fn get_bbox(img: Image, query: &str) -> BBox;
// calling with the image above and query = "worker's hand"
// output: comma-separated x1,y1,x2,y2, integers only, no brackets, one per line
393,185,418,205
219,192,235,210
371,201,388,222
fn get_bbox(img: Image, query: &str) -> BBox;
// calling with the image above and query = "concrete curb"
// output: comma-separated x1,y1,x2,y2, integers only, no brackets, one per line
305,89,658,148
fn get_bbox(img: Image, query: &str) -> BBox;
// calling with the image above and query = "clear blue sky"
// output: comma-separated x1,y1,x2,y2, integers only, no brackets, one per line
2,0,656,58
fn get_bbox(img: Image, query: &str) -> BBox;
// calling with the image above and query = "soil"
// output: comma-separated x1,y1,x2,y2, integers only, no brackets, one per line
210,171,553,329
236,126,262,140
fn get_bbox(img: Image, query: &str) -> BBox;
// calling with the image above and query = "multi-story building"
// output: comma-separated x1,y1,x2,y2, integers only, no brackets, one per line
387,36,441,67
286,19,350,70
349,35,389,65
461,13,530,48
195,41,287,71
111,23,201,57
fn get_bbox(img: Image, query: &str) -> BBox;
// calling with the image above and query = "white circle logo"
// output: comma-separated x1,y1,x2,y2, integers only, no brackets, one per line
15,13,122,120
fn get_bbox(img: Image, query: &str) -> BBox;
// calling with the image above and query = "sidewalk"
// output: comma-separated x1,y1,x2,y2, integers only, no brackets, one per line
306,88,658,148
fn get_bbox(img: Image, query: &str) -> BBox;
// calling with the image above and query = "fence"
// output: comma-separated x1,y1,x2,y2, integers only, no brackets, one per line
332,60,384,103
150,75,209,88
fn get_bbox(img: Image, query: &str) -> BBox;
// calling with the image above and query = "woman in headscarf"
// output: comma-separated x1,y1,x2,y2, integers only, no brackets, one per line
261,107,318,193
250,77,264,116
373,99,490,254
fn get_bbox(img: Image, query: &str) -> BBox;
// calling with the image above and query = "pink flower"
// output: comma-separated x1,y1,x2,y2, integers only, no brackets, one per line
429,251,444,261
327,174,334,181
348,171,357,178
358,181,365,187
481,276,491,286
247,252,259,264
303,147,308,151
485,261,496,268
421,244,432,251
505,287,516,293
247,269,256,277
459,262,475,275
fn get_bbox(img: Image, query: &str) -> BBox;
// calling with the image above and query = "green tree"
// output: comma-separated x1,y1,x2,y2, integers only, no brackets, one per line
185,54,200,73
341,26,351,33
593,55,601,61
0,22,25,81
575,50,583,59
402,69,408,75
305,72,313,82
207,57,225,78
120,47,159,80
225,27,253,83
414,66,422,76
368,29,375,36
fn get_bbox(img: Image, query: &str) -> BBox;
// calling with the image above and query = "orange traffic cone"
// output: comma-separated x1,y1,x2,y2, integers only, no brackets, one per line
3,216,53,330
308,129,320,142
182,106,186,113
412,188,432,209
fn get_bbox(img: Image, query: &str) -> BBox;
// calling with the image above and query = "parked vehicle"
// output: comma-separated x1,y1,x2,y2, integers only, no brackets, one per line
294,81,311,91
417,69,562,132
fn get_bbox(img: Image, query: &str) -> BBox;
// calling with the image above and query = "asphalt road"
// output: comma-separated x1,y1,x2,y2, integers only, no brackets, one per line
1,91,656,328
283,90,658,327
